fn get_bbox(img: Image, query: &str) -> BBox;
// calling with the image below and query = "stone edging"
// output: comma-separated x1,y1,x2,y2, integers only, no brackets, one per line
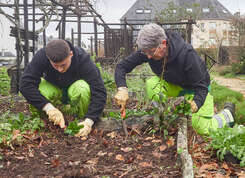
177,117,194,178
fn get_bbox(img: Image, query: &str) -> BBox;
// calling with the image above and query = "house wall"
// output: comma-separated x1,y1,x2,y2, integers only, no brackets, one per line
192,19,238,48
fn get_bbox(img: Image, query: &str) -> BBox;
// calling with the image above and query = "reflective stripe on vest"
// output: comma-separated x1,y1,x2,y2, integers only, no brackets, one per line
213,114,223,128
222,110,231,125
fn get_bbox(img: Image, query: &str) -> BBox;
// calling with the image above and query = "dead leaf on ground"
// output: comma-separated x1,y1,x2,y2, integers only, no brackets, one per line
237,171,245,178
136,145,142,149
145,137,154,141
143,142,151,147
199,162,219,174
29,150,34,157
40,152,48,158
15,156,25,160
68,161,80,166
214,173,227,178
152,139,162,143
136,154,143,160
166,137,175,147
139,162,152,168
87,158,99,165
7,161,11,167
106,131,117,139
222,162,229,170
121,147,133,152
193,152,205,159
80,137,87,140
12,130,20,140
125,157,134,164
152,151,162,159
97,151,107,156
116,154,124,161
102,138,109,147
51,159,60,167
159,144,167,152
52,139,59,144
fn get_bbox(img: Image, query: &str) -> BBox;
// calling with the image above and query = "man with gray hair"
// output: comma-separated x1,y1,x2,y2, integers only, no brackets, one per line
114,23,235,135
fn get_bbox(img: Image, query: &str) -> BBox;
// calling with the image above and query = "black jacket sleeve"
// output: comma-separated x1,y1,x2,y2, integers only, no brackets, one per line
77,53,107,122
19,49,50,110
115,51,147,87
184,48,209,109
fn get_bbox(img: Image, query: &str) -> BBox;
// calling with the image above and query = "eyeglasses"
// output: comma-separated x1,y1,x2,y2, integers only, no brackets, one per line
141,44,161,57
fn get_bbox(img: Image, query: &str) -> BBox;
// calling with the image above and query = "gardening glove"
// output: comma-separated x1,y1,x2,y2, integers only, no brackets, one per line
114,87,129,112
188,100,198,113
42,103,65,128
75,118,94,137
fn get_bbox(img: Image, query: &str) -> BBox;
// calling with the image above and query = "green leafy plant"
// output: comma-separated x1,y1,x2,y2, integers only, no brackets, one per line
0,67,10,96
64,119,84,136
0,111,44,147
149,78,192,139
209,124,245,167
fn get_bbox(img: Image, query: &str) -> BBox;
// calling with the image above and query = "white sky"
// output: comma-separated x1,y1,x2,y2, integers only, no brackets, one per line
0,0,245,54
97,0,245,23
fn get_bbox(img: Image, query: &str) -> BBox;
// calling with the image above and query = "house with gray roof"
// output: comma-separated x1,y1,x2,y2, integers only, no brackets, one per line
121,0,237,48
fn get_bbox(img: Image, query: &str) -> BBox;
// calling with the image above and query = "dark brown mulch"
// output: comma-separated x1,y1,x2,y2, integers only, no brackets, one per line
0,99,181,178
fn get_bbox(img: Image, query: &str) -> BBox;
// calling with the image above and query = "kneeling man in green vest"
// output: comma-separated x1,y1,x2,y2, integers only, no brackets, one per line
20,39,107,137
114,23,234,135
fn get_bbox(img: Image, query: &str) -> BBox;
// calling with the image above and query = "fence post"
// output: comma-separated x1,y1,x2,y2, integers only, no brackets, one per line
94,17,98,56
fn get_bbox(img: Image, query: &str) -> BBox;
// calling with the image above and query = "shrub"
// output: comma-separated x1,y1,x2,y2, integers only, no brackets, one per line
0,67,10,96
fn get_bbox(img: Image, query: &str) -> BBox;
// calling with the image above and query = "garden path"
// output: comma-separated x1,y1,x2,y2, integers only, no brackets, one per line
213,76,245,98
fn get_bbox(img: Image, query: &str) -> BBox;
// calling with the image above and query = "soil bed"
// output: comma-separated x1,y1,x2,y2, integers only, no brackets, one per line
0,99,181,177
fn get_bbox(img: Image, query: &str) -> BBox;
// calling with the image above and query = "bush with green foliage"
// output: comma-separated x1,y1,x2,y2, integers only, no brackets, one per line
0,67,10,96
209,124,245,167
219,66,235,78
96,62,116,92
231,47,245,74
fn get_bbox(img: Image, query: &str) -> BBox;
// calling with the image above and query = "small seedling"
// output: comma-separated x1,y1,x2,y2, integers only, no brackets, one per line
64,120,84,136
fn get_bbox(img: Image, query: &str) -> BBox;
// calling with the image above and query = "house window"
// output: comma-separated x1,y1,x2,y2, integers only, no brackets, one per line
186,8,192,12
144,9,151,14
136,9,143,14
209,22,216,30
210,38,216,44
200,23,205,32
209,29,217,38
203,8,210,13
223,30,227,38
223,10,228,13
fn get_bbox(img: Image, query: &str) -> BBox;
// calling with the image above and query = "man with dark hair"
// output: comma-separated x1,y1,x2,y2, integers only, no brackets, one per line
114,23,235,135
20,39,107,137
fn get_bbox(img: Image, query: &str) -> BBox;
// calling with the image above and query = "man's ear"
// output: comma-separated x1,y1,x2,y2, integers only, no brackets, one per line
70,51,73,57
162,39,167,47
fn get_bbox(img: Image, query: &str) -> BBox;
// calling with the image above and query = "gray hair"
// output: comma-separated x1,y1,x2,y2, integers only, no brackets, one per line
136,23,167,50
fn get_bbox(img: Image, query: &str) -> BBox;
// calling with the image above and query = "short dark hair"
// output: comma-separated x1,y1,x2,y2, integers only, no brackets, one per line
45,39,70,63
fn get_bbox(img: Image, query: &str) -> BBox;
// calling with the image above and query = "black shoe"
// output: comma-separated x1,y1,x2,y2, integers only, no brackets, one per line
224,103,235,117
